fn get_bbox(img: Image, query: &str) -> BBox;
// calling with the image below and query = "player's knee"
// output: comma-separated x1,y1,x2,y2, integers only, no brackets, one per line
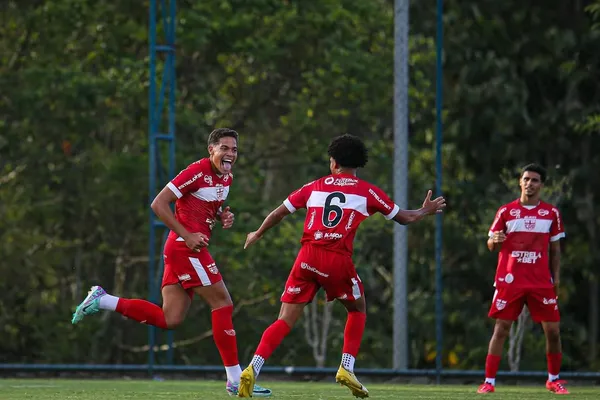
165,314,185,329
545,325,561,342
493,321,511,339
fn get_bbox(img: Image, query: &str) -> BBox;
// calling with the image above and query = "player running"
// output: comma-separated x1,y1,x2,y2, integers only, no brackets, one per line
236,134,446,398
71,128,271,397
477,164,568,395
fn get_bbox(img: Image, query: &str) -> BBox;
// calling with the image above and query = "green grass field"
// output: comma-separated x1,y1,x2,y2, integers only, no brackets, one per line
0,379,599,400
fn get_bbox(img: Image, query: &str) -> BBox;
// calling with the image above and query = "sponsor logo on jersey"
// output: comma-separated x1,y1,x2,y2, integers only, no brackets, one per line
524,216,537,230
543,297,557,305
178,172,203,190
345,211,355,231
538,209,549,216
368,188,391,210
324,232,343,240
204,175,213,186
495,299,507,310
509,208,520,218
307,210,316,229
301,262,329,277
511,251,541,264
223,174,231,182
324,176,359,186
505,273,514,284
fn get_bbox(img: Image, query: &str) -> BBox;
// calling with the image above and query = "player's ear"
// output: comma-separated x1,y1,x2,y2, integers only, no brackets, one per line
208,144,214,155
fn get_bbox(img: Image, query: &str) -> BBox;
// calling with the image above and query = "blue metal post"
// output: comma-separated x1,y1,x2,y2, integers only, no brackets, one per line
149,0,176,373
434,0,444,385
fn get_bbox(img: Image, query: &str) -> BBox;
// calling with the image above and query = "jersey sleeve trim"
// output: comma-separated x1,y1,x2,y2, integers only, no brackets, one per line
550,232,566,242
384,204,400,220
167,182,183,199
283,199,297,213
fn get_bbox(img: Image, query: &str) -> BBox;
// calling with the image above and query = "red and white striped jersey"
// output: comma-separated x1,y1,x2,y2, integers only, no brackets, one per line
166,158,232,241
283,173,400,256
489,199,565,289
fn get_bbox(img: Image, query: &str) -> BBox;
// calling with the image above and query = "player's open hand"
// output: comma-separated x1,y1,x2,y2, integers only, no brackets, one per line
244,231,262,249
421,190,446,215
491,231,506,243
220,206,235,229
184,232,209,252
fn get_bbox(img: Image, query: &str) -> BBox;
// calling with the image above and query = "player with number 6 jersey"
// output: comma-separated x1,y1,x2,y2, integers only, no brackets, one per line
236,134,446,398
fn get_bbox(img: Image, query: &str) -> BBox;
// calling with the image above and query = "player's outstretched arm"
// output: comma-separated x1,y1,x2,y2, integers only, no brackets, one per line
244,204,291,249
392,190,446,225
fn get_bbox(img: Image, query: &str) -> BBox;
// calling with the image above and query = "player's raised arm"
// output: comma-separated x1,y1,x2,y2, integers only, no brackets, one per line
392,190,446,225
244,204,291,249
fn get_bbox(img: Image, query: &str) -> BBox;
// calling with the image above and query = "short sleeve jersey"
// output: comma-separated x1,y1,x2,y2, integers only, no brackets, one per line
488,199,565,289
166,158,233,240
283,174,400,256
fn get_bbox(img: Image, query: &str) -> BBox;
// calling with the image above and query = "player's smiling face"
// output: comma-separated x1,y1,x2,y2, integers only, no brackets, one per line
520,171,543,198
208,136,237,175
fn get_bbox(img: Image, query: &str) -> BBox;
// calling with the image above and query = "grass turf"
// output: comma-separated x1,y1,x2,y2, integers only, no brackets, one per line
0,379,598,399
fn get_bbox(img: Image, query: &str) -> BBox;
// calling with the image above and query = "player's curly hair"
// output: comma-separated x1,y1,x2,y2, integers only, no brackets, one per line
327,134,369,169
521,163,547,183
208,128,239,146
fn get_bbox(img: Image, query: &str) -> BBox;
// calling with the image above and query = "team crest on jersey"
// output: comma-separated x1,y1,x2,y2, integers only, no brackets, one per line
495,299,507,310
509,209,521,218
524,216,537,230
204,175,213,186
538,209,549,216
216,184,224,200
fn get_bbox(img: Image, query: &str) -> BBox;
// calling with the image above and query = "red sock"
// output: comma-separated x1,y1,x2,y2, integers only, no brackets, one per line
342,311,366,356
255,319,291,360
485,354,502,379
211,305,239,366
547,352,562,376
116,298,167,329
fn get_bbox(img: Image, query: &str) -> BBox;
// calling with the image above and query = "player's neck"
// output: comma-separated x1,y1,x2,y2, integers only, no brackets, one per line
519,195,540,206
209,158,224,177
333,168,357,176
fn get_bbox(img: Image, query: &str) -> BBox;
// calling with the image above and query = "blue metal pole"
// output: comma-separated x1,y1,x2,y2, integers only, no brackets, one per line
434,0,444,385
148,0,158,374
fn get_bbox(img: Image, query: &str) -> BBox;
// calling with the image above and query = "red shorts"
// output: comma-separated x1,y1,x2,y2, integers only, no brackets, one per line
488,286,560,322
281,244,364,304
162,238,223,296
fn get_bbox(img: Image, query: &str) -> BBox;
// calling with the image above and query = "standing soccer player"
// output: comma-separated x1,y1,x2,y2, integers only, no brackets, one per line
477,164,568,394
236,134,446,398
71,128,271,397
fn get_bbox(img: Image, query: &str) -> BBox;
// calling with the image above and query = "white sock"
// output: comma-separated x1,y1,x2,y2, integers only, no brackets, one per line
484,378,496,386
98,294,119,311
549,373,560,382
251,355,265,377
225,365,242,383
341,353,356,372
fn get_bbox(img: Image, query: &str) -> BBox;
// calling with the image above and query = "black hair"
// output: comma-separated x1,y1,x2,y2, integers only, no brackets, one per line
521,163,547,183
327,134,368,169
208,128,239,146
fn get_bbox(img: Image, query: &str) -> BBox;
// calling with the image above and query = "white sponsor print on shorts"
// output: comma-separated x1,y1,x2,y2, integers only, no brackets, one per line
287,286,301,295
300,262,329,277
178,274,192,282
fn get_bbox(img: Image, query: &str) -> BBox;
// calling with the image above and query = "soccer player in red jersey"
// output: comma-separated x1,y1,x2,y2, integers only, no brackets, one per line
71,128,271,397
477,164,568,395
236,134,446,398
